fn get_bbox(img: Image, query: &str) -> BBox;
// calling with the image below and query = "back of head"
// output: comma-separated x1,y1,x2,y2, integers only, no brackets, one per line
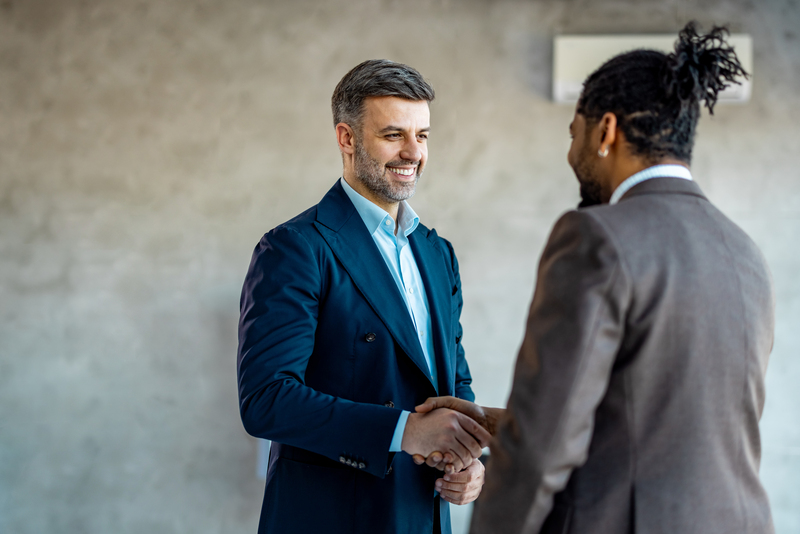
331,59,435,131
577,22,748,164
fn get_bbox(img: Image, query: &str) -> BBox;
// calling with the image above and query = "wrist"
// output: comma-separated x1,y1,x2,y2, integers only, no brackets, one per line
400,412,420,454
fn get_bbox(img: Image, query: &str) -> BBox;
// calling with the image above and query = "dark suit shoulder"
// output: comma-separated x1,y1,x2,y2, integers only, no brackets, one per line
413,222,460,267
256,202,333,254
260,179,353,243
269,204,319,237
550,208,624,250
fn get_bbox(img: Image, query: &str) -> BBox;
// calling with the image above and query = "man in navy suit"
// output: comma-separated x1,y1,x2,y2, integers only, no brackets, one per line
237,60,491,534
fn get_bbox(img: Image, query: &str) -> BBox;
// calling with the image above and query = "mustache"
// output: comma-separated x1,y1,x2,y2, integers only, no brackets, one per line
385,160,420,168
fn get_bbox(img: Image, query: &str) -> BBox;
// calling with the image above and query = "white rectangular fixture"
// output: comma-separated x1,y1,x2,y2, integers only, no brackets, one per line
552,34,753,104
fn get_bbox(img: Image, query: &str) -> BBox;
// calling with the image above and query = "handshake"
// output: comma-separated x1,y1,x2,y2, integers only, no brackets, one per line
400,396,505,474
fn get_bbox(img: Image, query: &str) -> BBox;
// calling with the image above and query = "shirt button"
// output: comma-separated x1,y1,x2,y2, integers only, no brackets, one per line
384,219,392,226
408,287,414,294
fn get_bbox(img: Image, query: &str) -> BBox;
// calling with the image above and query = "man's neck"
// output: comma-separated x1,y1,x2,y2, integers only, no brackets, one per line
342,174,400,226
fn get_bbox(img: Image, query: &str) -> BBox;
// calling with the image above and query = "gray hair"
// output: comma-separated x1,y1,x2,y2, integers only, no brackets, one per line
331,59,435,130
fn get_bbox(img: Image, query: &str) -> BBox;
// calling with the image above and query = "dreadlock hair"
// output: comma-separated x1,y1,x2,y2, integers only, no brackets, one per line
576,22,748,164
331,59,435,131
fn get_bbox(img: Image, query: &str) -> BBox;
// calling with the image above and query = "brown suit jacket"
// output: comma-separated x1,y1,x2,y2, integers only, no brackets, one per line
471,178,775,534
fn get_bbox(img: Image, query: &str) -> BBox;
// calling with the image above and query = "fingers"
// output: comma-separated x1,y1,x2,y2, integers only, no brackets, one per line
437,484,482,505
424,452,444,469
414,399,435,414
414,395,458,414
452,412,491,459
416,397,491,435
440,466,475,484
429,411,486,471
414,451,453,472
435,460,485,505
402,408,486,473
454,411,492,448
444,454,466,474
439,453,457,474
438,415,476,471
414,397,447,413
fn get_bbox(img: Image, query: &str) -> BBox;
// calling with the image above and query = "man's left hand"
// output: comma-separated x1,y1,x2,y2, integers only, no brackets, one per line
435,458,485,505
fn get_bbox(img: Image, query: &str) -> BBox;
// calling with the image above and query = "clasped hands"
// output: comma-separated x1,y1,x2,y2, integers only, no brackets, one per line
400,396,502,505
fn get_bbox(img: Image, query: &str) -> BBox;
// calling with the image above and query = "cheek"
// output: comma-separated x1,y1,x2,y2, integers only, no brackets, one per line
415,146,427,167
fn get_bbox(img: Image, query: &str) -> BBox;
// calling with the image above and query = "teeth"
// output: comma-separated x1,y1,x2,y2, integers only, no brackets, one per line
388,167,415,176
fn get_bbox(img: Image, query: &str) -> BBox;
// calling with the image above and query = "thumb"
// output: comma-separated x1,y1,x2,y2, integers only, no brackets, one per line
414,397,439,413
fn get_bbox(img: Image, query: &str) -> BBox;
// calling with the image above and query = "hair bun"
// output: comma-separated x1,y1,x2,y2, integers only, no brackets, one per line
664,22,749,114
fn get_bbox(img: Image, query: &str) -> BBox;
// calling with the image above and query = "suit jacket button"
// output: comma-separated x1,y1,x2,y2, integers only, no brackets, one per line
346,459,353,466
384,401,394,408
365,332,377,342
386,466,393,475
339,456,346,464
359,462,366,469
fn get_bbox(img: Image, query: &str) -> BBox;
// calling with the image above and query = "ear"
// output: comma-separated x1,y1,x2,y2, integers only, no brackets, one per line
335,122,356,155
597,112,618,154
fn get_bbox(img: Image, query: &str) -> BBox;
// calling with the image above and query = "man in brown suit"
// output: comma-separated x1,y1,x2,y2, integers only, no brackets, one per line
415,23,776,533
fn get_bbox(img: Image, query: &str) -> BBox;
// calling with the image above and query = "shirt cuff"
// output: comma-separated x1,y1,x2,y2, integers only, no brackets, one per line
389,410,411,452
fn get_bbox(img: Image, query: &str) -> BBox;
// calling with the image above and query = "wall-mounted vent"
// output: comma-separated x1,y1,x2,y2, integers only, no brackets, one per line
553,34,753,104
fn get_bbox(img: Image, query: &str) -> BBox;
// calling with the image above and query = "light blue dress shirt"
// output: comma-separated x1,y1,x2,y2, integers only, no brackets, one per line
609,164,693,205
340,178,437,453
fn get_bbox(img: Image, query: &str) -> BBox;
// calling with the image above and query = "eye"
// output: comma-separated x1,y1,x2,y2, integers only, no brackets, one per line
417,133,428,140
386,133,402,139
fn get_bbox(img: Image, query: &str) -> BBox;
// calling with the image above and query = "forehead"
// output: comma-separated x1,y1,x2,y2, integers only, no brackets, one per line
362,96,430,129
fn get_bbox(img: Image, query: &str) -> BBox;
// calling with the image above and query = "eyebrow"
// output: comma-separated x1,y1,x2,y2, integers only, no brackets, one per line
378,126,431,134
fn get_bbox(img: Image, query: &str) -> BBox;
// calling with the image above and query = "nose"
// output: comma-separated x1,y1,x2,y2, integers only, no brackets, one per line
399,137,423,163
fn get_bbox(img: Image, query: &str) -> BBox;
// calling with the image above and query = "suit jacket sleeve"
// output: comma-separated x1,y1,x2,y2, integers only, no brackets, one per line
237,225,401,478
471,210,631,534
444,237,475,402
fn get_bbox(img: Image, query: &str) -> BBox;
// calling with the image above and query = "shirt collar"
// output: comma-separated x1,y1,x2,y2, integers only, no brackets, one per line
609,164,693,205
340,177,420,237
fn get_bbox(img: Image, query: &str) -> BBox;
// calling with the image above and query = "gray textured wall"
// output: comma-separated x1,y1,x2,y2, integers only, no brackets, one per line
1,0,798,533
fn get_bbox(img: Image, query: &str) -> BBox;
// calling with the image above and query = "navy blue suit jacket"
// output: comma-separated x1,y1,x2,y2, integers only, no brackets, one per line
237,181,475,534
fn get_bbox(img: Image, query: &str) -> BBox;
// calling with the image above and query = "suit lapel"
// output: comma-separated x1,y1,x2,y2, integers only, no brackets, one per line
410,227,454,396
313,182,435,389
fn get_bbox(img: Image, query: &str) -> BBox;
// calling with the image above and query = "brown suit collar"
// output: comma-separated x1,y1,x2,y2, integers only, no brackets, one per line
619,177,707,203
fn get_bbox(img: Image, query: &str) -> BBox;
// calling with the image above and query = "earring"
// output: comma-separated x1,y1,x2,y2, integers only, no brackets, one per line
597,147,609,158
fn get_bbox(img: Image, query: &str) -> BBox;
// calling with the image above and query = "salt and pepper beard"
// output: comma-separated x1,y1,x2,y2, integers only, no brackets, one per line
353,136,421,204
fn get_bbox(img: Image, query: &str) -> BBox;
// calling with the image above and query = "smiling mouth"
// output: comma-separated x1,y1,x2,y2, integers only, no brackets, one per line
386,166,416,176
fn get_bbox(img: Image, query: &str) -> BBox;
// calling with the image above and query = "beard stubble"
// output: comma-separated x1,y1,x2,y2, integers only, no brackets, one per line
353,138,420,204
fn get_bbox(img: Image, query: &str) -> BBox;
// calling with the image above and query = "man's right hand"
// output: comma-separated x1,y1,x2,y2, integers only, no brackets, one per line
411,397,506,472
415,396,504,436
401,408,492,473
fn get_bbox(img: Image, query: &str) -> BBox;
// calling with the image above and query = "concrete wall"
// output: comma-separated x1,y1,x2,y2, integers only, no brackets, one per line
1,0,798,532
